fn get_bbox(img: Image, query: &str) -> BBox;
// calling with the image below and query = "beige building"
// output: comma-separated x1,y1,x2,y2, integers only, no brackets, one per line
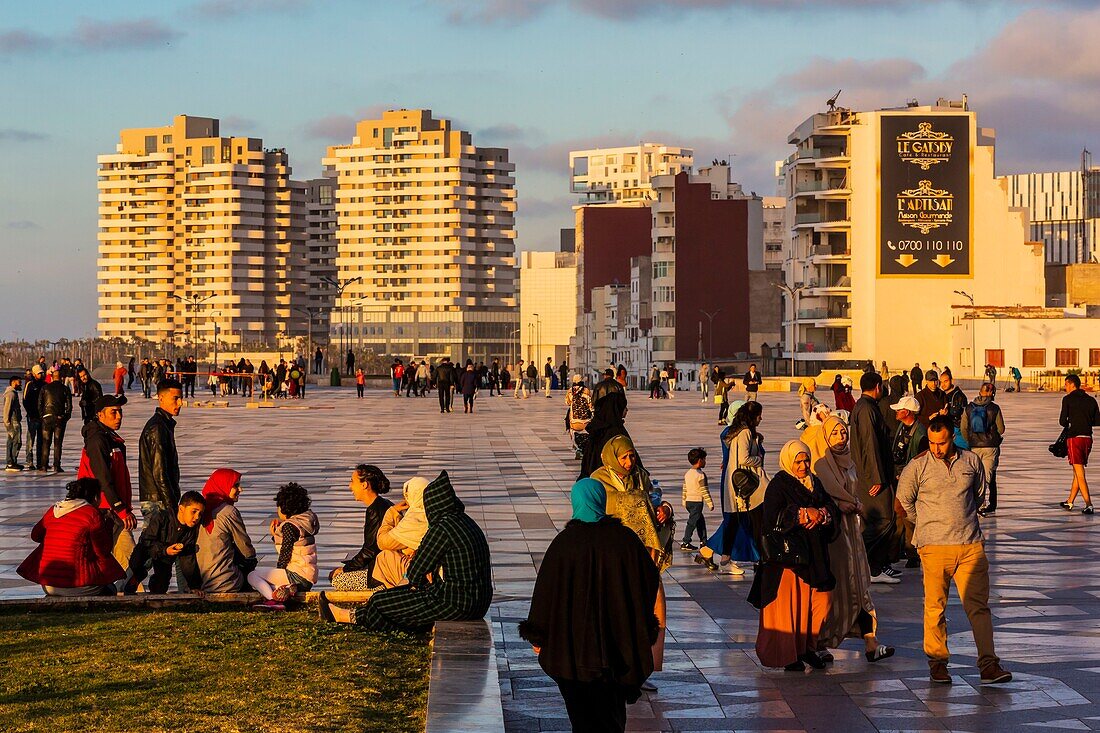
519,250,578,368
762,196,787,270
323,109,517,361
570,143,693,205
97,115,307,346
779,99,1045,376
301,176,338,339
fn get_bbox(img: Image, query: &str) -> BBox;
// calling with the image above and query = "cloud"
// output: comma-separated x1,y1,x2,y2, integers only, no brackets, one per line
476,123,540,144
69,17,182,51
221,115,260,132
0,29,50,54
0,128,48,142
189,0,313,18
775,57,926,93
6,220,40,230
301,105,405,141
519,194,576,217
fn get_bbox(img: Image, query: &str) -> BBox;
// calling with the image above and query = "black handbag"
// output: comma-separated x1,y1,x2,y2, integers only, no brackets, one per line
731,468,760,501
760,512,809,567
1049,429,1069,459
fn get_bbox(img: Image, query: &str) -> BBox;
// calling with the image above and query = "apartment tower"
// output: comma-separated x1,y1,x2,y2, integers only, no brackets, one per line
324,109,517,361
97,115,307,345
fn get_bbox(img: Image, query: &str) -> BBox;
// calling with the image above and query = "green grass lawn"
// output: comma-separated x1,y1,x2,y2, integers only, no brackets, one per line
0,608,430,733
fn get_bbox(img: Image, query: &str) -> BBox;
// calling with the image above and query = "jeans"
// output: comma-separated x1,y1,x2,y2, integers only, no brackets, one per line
38,416,67,471
5,422,21,466
141,378,152,399
438,385,454,412
25,418,41,467
392,378,400,394
971,446,1000,509
682,501,707,544
357,384,365,398
918,542,999,670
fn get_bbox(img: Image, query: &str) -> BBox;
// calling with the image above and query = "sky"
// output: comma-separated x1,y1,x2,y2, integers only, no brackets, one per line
2,0,1098,340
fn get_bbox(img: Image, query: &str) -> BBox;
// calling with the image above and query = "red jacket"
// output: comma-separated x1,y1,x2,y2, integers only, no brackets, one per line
17,501,125,588
78,421,133,515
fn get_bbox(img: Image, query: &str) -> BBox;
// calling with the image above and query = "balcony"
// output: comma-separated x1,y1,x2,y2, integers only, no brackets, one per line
808,243,851,261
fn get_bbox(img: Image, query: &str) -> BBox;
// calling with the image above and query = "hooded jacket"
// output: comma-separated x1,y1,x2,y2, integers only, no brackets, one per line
274,511,320,584
962,396,1005,448
17,500,124,588
139,408,180,508
78,419,132,516
78,378,104,423
22,377,45,421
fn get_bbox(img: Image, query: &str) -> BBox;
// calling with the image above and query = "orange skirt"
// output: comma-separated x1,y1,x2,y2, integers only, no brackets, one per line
756,567,831,668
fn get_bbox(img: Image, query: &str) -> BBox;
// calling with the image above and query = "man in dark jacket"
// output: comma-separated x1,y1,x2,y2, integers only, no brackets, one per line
37,376,72,473
435,358,458,413
76,368,104,424
850,372,899,582
915,371,946,427
592,368,625,406
1060,374,1099,514
139,378,184,532
910,363,924,395
939,370,968,431
345,349,355,377
79,394,136,568
962,383,1006,516
140,358,154,398
22,365,46,471
743,364,763,401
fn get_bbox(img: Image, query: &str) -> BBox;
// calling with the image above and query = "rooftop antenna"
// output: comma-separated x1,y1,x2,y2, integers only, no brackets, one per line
826,89,842,111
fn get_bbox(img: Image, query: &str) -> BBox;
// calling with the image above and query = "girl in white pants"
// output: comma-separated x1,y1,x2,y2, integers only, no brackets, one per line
249,482,320,610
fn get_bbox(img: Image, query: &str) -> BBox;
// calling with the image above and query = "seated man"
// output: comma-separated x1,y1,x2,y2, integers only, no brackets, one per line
18,478,124,596
320,471,492,632
123,491,206,595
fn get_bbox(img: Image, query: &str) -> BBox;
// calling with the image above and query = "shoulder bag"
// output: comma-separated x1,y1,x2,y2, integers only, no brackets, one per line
1049,428,1069,459
760,510,809,567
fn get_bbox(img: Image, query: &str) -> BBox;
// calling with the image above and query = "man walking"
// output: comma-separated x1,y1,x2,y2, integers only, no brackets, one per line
699,363,711,403
544,357,555,398
37,372,72,473
4,376,23,471
77,368,104,424
1059,374,1098,514
435,357,458,413
910,363,924,396
22,365,46,471
897,416,1013,686
526,361,538,398
940,370,968,431
850,372,900,583
743,364,762,402
139,378,184,527
314,347,324,376
345,348,355,377
140,357,154,399
962,383,1005,517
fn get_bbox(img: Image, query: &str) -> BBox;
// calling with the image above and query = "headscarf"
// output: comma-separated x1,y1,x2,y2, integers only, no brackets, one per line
388,476,430,550
823,415,851,462
587,390,627,434
202,468,242,534
600,435,637,479
725,399,745,426
779,439,814,491
816,416,859,508
798,378,816,396
570,478,607,523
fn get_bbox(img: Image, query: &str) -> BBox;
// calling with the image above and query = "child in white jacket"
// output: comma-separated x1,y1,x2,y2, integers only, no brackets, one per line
249,482,319,611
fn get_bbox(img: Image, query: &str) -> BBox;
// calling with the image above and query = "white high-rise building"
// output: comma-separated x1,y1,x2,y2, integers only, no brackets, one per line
1002,166,1100,264
97,115,307,346
301,177,338,338
323,109,517,361
569,143,693,205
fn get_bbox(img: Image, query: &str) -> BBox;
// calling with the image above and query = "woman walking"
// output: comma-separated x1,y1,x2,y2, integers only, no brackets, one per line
813,416,895,663
748,440,840,671
578,390,629,480
706,401,766,576
798,378,819,424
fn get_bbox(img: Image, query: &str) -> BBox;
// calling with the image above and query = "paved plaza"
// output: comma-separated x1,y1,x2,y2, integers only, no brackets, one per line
2,386,1099,731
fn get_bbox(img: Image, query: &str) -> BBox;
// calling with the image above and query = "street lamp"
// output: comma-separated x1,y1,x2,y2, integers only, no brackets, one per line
321,275,362,372
773,280,807,378
509,328,520,370
698,308,722,361
533,312,541,376
293,306,326,380
171,293,213,359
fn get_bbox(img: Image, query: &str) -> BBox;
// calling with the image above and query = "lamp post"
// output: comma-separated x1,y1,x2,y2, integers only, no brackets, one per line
773,280,807,378
320,275,362,370
171,293,213,359
509,329,520,371
293,306,325,381
533,312,541,376
953,290,976,374
698,308,722,361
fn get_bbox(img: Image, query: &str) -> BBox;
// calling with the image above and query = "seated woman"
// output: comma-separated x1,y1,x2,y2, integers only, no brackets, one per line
519,479,660,733
371,476,429,589
196,468,258,593
813,416,894,663
748,440,841,672
330,465,394,591
249,482,319,610
18,478,124,596
319,471,492,632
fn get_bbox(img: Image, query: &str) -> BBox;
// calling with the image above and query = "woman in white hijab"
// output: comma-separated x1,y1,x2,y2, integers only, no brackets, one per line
371,476,429,589
813,416,894,663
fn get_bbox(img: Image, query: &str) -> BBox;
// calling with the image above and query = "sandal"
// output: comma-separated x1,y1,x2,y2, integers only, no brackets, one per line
866,645,895,663
317,591,335,622
784,661,806,672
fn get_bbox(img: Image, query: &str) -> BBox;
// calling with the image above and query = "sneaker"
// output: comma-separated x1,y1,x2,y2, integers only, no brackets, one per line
1059,501,1074,511
1083,505,1095,515
719,561,745,576
252,599,285,611
871,572,900,585
929,662,952,684
680,542,697,551
4,465,20,473
882,566,903,580
980,662,1012,684
271,584,297,603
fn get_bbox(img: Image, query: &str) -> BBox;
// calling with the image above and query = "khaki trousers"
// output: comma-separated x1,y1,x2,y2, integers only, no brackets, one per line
918,542,999,670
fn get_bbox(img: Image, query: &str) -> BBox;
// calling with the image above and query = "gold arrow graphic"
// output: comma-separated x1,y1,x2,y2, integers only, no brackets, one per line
896,254,917,267
934,254,955,267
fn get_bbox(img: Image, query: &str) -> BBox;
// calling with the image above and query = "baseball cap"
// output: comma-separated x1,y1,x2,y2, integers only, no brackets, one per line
94,394,128,413
891,395,920,412
30,365,44,376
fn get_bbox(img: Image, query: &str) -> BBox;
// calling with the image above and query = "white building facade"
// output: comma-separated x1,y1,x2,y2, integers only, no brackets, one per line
519,250,578,369
1002,167,1100,264
569,143,693,205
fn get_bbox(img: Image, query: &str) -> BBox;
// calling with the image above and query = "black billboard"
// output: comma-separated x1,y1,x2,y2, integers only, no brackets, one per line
879,114,971,276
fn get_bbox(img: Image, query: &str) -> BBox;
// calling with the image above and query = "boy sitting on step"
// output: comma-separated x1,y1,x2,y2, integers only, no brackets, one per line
124,491,206,595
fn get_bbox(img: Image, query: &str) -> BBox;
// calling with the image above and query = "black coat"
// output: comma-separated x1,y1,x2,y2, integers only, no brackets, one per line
38,381,72,422
435,362,458,385
519,517,659,693
343,495,395,574
22,378,45,421
748,470,840,610
78,378,104,423
579,390,629,480
139,408,180,508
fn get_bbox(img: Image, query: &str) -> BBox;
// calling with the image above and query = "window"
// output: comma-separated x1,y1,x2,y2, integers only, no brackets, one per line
652,261,670,279
1056,348,1079,368
985,349,1005,368
201,146,215,165
1090,349,1100,367
144,135,158,153
1022,349,1046,368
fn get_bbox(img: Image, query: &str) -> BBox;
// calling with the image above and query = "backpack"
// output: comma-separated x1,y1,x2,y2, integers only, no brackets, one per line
569,389,592,426
970,403,989,434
